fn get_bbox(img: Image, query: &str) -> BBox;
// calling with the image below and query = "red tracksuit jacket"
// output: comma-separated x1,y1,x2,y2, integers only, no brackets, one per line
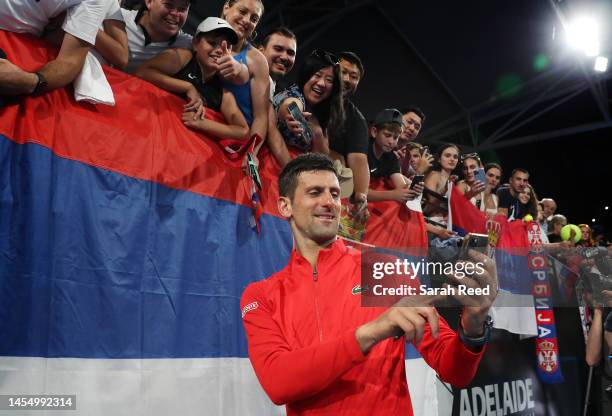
241,239,484,415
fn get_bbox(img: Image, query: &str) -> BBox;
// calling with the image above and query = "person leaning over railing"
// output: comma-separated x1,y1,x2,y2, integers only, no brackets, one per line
219,0,270,154
0,0,128,96
120,0,195,73
266,50,344,168
135,17,248,140
365,108,424,204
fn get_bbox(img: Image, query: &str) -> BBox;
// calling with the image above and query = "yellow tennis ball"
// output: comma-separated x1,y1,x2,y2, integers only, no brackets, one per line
560,224,582,243
523,214,534,222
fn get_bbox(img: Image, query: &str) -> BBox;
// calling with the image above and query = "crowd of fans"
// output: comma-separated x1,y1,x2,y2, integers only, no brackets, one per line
0,0,609,246
1,0,612,411
0,0,609,238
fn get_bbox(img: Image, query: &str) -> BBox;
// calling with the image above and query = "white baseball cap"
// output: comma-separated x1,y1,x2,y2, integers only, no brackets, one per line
195,17,238,45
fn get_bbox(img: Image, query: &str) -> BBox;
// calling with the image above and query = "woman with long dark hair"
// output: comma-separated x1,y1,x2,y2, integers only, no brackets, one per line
456,155,500,216
518,183,539,220
422,143,460,226
267,49,345,167
456,153,485,199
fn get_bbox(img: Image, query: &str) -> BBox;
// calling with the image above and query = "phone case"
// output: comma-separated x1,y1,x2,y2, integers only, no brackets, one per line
338,204,367,242
287,103,313,145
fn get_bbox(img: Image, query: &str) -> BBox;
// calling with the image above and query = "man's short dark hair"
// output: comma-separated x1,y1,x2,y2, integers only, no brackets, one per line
278,153,337,199
511,168,529,177
260,26,297,47
400,105,426,124
337,51,364,79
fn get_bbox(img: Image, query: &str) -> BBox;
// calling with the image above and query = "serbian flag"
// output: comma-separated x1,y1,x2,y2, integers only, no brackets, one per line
0,31,440,415
448,186,487,235
448,187,537,335
0,30,297,416
363,177,428,256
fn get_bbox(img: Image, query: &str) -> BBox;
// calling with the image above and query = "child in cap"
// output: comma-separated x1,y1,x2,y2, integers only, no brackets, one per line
135,17,248,140
367,108,423,203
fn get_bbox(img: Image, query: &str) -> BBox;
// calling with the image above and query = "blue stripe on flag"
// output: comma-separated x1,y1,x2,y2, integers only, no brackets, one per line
0,137,293,359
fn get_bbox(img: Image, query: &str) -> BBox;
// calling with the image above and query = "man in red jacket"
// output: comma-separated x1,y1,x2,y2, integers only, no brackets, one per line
241,153,498,415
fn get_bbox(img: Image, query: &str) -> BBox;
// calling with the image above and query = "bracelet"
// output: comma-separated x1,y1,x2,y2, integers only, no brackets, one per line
459,314,493,348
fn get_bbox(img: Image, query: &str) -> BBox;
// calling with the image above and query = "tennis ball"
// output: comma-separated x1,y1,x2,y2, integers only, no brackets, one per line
560,224,582,243
523,214,534,222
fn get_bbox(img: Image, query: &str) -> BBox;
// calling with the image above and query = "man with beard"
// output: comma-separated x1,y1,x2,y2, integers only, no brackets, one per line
496,168,530,220
257,26,296,98
241,153,497,415
330,51,369,218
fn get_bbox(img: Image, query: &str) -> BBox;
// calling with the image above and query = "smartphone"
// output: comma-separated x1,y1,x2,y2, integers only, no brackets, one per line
459,233,489,259
287,102,313,145
473,167,487,187
409,174,425,190
246,152,262,191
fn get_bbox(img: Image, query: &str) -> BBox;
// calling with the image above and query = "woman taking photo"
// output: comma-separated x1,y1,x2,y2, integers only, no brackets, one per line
456,153,485,201
456,155,499,216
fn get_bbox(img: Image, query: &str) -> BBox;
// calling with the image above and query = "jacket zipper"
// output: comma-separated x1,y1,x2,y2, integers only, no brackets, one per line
313,269,323,342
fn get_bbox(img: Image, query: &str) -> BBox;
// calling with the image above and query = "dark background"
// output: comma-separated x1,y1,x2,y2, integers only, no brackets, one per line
177,0,612,234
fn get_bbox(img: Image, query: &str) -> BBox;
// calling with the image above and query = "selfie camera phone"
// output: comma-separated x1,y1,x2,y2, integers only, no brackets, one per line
409,174,425,190
459,233,489,259
473,167,487,187
287,102,313,145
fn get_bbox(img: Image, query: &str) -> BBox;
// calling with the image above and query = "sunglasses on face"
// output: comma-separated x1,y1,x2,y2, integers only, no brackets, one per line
310,49,340,66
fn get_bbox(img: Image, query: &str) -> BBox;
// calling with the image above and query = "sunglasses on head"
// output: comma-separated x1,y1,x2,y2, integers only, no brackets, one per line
311,49,340,66
460,152,481,163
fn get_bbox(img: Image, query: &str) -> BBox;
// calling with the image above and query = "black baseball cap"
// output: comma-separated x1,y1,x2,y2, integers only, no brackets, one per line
374,108,403,127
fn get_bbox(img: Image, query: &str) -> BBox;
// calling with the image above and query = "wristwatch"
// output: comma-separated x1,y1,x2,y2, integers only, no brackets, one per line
459,315,493,348
32,71,48,95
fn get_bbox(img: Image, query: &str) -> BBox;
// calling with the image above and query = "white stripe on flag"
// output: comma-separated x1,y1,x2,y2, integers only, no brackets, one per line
0,357,438,415
490,291,537,336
